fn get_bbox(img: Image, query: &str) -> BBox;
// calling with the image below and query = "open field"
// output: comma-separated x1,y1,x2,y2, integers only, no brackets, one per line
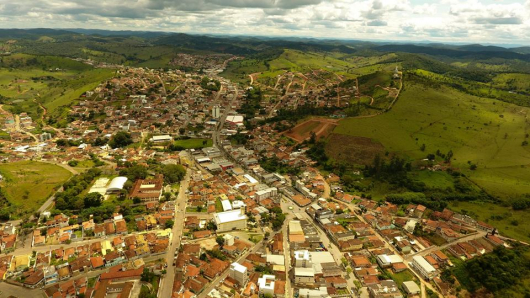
449,201,530,243
325,134,385,165
284,118,338,143
0,161,72,216
334,76,530,199
174,138,213,149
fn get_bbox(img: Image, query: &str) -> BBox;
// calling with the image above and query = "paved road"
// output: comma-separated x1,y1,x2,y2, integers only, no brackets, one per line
159,169,191,298
281,198,359,295
212,85,238,149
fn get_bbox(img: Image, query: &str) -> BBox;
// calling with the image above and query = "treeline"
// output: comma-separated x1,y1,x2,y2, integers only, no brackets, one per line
54,168,102,212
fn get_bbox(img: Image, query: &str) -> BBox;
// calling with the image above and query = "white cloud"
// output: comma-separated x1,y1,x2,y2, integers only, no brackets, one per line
0,0,528,44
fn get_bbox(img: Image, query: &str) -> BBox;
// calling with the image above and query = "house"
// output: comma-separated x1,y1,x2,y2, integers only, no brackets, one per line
350,256,371,268
368,280,402,298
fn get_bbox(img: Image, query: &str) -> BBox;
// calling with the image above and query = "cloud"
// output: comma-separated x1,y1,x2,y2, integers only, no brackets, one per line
0,0,528,44
367,20,387,26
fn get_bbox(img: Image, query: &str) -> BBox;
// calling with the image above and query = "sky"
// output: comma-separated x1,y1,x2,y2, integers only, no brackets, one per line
0,0,529,44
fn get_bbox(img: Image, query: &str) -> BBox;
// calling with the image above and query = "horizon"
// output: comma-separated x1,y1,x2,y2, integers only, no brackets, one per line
1,27,528,48
0,0,529,45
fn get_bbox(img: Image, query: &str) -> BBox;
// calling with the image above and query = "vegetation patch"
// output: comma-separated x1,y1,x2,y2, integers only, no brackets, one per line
325,133,385,165
172,138,212,150
0,161,72,218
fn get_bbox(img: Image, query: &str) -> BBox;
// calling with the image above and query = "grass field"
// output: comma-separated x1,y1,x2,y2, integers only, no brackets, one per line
449,201,530,242
0,161,72,216
334,76,530,199
388,269,416,286
174,138,213,149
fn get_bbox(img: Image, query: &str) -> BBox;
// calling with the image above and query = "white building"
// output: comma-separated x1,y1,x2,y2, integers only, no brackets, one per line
411,256,437,280
212,106,221,119
376,254,404,268
229,262,248,286
232,201,246,209
221,199,232,211
106,177,128,194
150,135,172,143
294,250,312,268
255,187,278,201
213,209,248,232
294,267,315,284
223,234,235,246
298,287,328,298
257,274,275,296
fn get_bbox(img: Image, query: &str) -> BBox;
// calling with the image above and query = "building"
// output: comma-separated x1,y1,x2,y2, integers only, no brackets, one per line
294,250,312,268
129,175,164,202
402,281,421,296
229,262,248,286
150,135,172,143
368,280,402,298
294,267,315,284
212,106,221,119
411,256,436,280
376,254,403,268
106,177,128,194
213,209,248,232
257,274,275,296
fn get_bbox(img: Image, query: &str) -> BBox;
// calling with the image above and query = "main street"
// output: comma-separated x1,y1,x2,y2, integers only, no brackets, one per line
159,169,192,298
280,197,359,296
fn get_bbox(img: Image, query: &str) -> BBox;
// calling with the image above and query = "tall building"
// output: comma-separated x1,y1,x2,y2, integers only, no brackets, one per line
229,262,248,286
212,105,221,119
257,274,275,296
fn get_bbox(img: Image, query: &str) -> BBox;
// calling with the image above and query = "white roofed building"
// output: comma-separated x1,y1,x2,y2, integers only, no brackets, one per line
411,256,437,280
229,262,248,286
213,209,248,232
257,274,275,296
106,177,128,194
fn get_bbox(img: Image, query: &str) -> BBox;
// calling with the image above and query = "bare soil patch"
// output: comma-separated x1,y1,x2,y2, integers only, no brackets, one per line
285,118,338,142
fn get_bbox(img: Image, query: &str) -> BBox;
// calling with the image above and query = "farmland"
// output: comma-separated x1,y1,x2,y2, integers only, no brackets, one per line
0,161,72,217
333,74,530,199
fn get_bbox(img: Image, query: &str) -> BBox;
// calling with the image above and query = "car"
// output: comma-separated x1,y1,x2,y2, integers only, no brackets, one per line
288,206,294,210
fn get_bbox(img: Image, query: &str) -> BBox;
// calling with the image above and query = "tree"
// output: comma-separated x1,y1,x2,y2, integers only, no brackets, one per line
161,164,186,184
84,192,103,208
165,220,174,229
216,236,225,248
109,131,133,148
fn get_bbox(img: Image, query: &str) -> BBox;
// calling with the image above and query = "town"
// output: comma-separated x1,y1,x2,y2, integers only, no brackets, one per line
0,55,513,298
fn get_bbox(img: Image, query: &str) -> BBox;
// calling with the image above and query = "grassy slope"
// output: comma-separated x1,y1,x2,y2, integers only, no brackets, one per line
334,77,530,199
0,54,114,118
0,161,72,216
